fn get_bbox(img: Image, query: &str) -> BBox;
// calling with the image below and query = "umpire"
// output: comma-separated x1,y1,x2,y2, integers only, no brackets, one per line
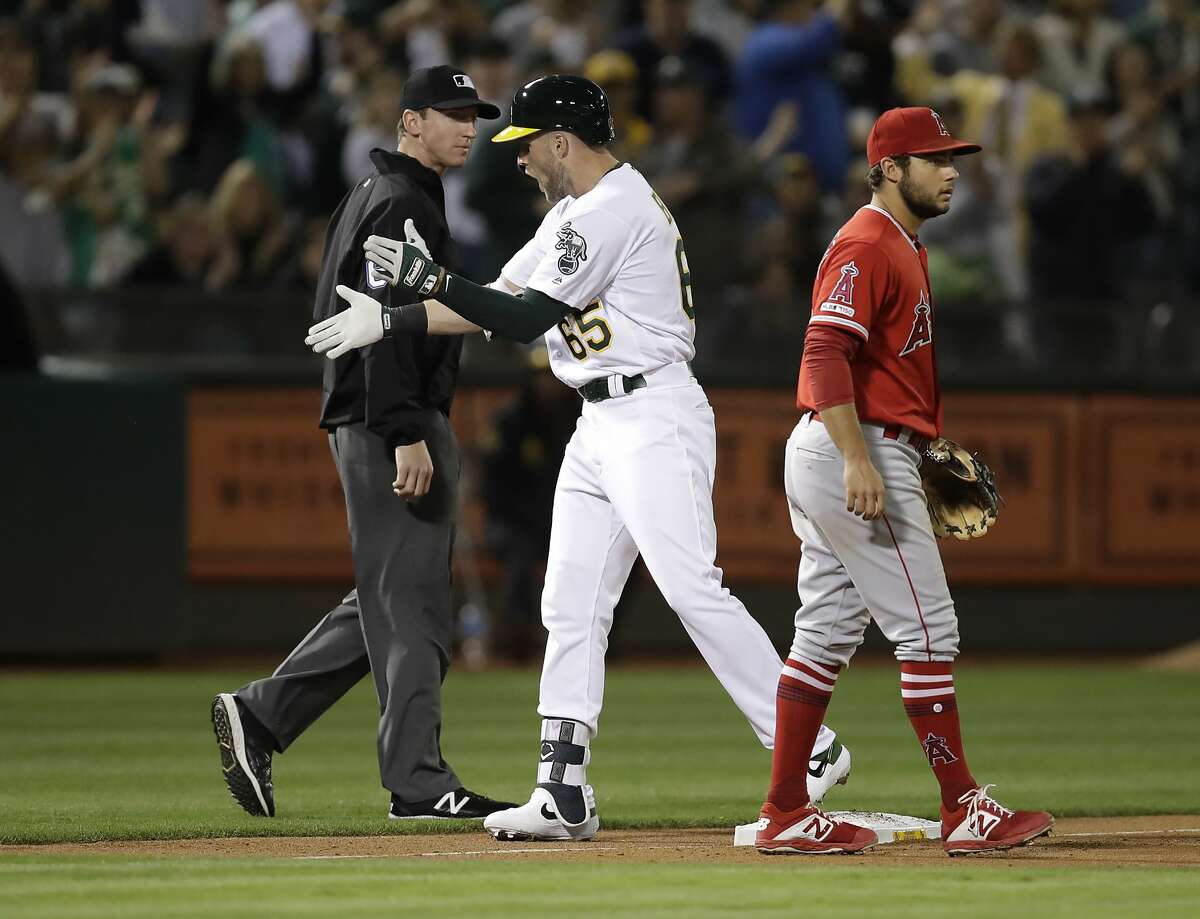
211,66,514,821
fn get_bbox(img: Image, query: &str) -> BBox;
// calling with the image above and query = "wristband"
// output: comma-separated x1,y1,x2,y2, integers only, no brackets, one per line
381,302,429,337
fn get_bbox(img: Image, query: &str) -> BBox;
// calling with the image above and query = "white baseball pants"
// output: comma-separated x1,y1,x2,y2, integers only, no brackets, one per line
537,363,835,756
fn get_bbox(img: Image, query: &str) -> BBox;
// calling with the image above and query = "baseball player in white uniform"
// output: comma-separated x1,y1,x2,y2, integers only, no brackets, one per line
304,75,850,841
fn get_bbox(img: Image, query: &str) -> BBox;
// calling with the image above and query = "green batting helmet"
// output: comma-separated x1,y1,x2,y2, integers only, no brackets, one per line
492,74,615,146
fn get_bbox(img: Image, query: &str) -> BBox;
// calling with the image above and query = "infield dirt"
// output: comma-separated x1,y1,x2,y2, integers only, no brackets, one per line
5,817,1197,869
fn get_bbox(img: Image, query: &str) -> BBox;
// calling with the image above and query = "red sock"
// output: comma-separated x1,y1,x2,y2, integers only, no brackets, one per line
766,656,840,812
900,662,977,810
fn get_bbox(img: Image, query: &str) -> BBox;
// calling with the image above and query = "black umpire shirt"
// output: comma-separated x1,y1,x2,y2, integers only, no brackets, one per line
316,148,463,450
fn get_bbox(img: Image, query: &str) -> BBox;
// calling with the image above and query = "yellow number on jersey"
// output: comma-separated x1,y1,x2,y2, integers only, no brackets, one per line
650,190,695,321
557,300,613,361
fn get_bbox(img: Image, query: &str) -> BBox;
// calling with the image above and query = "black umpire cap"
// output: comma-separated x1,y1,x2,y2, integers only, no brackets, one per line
401,65,501,120
491,74,615,146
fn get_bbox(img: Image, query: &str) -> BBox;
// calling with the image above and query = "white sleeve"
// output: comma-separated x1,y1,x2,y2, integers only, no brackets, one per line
499,234,544,290
524,208,631,309
498,200,568,289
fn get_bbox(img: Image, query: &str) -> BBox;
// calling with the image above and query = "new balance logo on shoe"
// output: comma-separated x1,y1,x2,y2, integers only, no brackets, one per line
972,811,1002,839
436,791,469,815
802,814,834,840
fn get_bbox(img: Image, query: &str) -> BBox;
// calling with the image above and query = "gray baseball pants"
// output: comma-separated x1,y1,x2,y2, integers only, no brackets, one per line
236,413,461,802
785,413,960,668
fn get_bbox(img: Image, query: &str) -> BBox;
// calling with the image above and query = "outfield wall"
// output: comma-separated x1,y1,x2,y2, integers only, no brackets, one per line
3,375,1198,658
185,387,1200,585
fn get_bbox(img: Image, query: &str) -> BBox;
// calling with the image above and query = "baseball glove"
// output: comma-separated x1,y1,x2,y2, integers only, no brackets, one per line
919,438,1001,540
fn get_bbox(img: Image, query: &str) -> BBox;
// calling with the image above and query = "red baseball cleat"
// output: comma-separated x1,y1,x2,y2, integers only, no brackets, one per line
755,803,878,855
941,785,1054,856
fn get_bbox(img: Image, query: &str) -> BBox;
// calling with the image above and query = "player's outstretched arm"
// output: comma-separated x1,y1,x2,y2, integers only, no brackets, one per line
360,231,569,344
305,286,484,359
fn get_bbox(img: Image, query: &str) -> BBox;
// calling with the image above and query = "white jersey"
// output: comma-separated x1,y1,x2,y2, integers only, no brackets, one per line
499,163,696,388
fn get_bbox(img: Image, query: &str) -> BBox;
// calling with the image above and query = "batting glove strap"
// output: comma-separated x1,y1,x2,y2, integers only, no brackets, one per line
396,244,447,298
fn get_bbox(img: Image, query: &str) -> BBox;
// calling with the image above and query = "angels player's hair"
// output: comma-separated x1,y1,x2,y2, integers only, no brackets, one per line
867,154,911,191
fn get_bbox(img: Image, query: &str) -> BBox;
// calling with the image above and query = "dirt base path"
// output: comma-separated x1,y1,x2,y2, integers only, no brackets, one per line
5,817,1199,868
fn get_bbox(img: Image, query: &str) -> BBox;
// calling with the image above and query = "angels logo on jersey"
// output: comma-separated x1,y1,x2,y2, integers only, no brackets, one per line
899,289,933,356
820,261,859,317
555,222,588,275
827,262,858,304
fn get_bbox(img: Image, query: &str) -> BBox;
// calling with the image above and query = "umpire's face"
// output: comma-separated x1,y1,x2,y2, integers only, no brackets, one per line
411,106,481,169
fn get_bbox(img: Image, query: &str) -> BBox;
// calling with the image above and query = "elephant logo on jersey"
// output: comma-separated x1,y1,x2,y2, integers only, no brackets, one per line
921,732,959,766
899,290,933,356
555,222,588,275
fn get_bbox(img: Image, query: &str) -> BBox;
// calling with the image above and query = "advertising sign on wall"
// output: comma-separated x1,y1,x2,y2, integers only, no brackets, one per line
188,389,1200,585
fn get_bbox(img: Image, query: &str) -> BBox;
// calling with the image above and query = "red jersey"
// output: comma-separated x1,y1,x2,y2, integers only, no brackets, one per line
796,204,941,438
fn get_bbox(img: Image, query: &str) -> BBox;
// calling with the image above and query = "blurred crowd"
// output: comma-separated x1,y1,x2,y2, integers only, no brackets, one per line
1,0,1199,360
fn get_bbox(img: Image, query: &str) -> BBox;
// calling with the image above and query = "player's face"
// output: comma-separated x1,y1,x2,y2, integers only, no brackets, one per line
517,133,571,204
418,107,480,169
897,152,959,220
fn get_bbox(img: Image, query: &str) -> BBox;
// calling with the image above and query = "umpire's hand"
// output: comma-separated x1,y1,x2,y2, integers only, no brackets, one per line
306,285,385,358
394,440,434,498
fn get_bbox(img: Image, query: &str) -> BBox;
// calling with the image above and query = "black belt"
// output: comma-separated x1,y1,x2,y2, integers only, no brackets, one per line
577,373,647,403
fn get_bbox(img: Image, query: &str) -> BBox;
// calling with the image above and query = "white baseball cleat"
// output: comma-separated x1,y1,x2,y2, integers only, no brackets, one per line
807,739,852,805
484,785,600,841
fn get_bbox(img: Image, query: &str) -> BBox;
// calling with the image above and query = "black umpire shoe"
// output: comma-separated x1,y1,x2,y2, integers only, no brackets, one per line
388,788,517,820
211,693,275,817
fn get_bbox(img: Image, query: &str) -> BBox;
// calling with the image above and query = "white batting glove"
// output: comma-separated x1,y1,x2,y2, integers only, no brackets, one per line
304,285,386,359
364,218,431,285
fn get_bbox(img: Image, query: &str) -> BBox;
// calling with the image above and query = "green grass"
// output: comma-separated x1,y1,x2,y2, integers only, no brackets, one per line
3,665,1198,918
1,857,1198,919
1,664,1197,846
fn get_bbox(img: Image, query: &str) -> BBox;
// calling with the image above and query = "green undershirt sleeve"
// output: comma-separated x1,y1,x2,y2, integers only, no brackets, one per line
381,276,570,344
439,275,570,344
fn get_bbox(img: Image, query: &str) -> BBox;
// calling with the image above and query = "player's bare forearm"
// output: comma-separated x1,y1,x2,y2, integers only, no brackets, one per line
423,298,483,334
820,401,886,520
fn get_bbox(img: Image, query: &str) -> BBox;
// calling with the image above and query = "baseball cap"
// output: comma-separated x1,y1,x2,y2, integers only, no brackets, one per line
866,107,981,167
401,65,501,120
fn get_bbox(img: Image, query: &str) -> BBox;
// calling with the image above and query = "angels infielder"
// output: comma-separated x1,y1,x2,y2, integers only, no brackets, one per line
754,107,1054,856
305,75,851,841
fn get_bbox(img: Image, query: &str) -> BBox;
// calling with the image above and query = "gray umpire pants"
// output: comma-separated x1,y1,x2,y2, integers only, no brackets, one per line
236,412,462,802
